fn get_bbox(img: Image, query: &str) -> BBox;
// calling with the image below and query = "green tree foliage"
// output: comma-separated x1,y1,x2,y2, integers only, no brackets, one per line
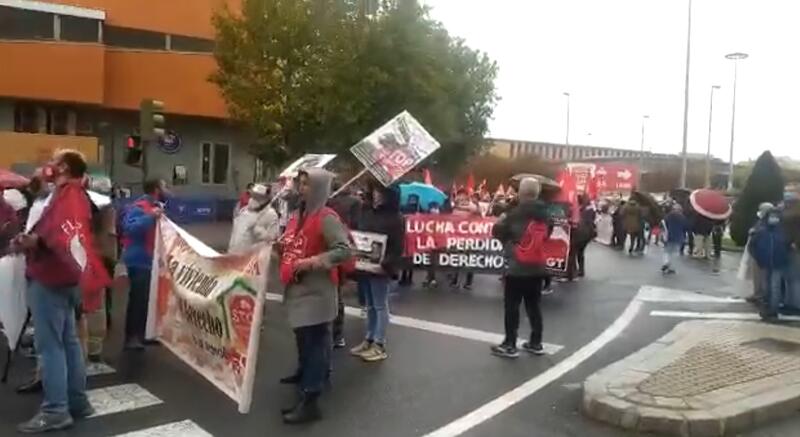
730,151,785,246
212,0,498,169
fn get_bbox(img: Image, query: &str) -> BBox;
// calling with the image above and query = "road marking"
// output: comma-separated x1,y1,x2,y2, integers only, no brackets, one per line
650,310,800,322
86,362,116,377
266,292,563,355
637,285,745,304
88,383,163,417
111,420,213,437
422,294,644,437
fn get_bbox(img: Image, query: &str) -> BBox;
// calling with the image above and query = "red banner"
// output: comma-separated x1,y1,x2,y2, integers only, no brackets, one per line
567,162,639,194
403,214,570,275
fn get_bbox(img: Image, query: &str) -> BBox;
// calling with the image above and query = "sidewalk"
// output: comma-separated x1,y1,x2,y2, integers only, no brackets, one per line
583,320,800,436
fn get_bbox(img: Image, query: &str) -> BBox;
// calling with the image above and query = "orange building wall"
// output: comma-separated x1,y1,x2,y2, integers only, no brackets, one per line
0,41,105,104
0,132,99,167
103,50,227,118
44,0,240,39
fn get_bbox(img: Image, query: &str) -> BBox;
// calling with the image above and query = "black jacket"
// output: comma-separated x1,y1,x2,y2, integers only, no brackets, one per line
356,187,405,278
493,199,551,277
328,193,362,229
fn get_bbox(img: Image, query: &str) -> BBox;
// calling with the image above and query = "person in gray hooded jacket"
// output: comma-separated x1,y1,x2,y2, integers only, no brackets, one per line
277,169,351,424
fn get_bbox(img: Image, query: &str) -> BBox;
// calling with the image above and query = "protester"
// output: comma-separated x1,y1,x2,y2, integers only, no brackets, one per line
742,203,775,304
235,183,254,216
622,199,643,254
14,150,96,433
398,194,420,286
692,215,714,259
568,195,596,280
450,188,479,290
228,183,280,254
327,182,362,348
121,179,168,350
350,181,404,362
421,201,441,288
86,184,118,363
749,207,792,320
278,169,351,424
662,204,688,275
490,177,550,358
611,200,626,249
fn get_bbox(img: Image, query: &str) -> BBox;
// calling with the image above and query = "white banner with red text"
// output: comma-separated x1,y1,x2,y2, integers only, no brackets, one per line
146,218,268,414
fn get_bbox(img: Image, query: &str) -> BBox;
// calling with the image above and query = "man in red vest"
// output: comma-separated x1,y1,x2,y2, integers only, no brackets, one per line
14,150,98,434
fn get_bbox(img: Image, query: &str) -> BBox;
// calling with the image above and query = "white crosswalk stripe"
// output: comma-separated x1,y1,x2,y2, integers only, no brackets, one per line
110,420,213,437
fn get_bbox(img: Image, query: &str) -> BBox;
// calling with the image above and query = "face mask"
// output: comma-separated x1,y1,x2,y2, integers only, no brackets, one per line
41,165,57,183
767,216,780,226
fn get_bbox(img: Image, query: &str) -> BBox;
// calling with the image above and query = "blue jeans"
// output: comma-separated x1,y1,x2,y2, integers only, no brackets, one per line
762,268,789,318
27,280,89,415
361,276,390,344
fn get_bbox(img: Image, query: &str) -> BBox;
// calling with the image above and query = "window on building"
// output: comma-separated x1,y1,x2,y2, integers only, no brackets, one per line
47,107,70,135
171,34,214,53
0,6,54,40
105,25,165,50
60,15,99,42
75,110,94,136
201,142,230,184
13,104,40,133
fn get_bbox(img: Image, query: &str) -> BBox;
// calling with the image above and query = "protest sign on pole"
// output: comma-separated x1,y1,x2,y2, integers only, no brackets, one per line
403,214,570,276
279,154,337,179
350,111,441,187
351,231,388,274
146,218,268,413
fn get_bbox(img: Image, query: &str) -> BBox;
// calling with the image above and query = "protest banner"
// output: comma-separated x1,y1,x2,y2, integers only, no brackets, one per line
404,214,571,276
279,153,337,178
350,111,441,187
146,218,268,413
351,231,388,274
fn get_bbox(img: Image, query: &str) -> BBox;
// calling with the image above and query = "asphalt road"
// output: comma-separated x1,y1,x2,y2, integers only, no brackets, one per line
2,234,797,437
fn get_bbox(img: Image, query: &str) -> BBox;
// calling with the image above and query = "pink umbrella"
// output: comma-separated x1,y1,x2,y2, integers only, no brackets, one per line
0,169,29,189
690,189,732,221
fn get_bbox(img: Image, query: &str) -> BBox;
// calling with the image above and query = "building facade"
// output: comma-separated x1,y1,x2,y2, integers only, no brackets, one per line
0,0,263,197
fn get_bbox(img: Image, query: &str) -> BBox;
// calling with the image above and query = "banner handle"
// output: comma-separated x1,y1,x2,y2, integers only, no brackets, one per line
331,167,369,198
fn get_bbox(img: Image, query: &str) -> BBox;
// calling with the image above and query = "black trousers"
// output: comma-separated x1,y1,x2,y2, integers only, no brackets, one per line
293,323,331,394
503,276,543,346
568,239,590,279
125,267,151,341
332,287,345,342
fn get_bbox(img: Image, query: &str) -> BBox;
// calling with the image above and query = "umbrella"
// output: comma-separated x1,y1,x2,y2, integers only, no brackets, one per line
399,182,447,211
0,169,29,189
690,189,732,221
510,173,560,190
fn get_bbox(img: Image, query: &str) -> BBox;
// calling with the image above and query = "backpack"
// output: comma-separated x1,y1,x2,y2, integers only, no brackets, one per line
513,219,550,266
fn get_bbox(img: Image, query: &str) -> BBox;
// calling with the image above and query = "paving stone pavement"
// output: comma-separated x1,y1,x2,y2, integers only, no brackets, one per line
583,320,800,436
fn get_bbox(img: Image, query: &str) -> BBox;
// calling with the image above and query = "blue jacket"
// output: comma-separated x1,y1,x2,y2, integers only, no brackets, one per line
749,221,791,271
121,195,159,270
664,211,687,244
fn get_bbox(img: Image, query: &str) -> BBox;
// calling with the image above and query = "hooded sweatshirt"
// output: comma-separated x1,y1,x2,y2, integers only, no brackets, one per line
356,185,405,277
281,169,352,328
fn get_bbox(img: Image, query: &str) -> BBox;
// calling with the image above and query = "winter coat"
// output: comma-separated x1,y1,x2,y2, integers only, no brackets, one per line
574,206,597,245
622,201,643,234
492,199,551,278
228,200,280,254
356,187,405,278
328,193,362,228
664,211,688,245
283,169,351,329
121,195,159,270
749,219,792,271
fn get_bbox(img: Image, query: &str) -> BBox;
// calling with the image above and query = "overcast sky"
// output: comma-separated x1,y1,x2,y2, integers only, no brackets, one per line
423,0,800,163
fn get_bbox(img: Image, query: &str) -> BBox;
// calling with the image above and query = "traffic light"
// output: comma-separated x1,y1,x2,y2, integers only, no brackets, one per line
125,134,142,166
139,99,165,141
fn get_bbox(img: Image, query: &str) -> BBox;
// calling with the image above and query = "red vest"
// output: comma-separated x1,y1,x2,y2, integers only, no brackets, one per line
279,207,342,285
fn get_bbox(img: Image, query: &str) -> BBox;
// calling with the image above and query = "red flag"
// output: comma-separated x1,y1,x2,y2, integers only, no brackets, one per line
587,174,599,201
423,168,433,185
555,169,579,223
466,174,475,195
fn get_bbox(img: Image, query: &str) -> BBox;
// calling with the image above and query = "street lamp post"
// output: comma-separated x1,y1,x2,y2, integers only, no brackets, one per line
725,52,748,191
563,92,571,147
679,0,692,188
639,115,649,189
705,85,721,188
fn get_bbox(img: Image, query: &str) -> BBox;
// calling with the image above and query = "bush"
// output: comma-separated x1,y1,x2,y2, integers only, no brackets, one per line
730,151,785,246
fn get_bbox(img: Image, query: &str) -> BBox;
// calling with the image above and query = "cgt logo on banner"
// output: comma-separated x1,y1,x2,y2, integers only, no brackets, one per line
146,218,269,414
403,214,570,276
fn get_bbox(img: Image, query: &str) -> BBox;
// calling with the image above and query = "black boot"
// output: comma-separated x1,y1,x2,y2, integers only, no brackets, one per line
280,373,302,385
282,392,321,424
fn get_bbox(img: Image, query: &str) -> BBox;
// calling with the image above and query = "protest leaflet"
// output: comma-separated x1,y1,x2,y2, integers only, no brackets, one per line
404,214,571,276
351,231,388,274
279,154,337,178
351,111,441,186
146,219,268,413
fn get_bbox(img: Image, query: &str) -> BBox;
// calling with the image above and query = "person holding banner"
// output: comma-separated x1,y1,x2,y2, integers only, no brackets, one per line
13,151,96,434
490,177,550,359
228,183,279,254
350,182,404,362
278,169,352,424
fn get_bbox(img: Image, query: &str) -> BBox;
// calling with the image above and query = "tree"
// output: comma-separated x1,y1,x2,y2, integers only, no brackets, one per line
730,151,785,246
212,0,498,169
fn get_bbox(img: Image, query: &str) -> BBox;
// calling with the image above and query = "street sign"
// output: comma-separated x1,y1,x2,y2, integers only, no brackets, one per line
567,162,639,194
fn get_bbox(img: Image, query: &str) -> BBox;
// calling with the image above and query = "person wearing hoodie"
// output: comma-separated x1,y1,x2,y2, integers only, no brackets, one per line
749,207,792,320
121,179,168,350
278,169,351,424
490,177,550,359
228,183,280,254
350,181,404,362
